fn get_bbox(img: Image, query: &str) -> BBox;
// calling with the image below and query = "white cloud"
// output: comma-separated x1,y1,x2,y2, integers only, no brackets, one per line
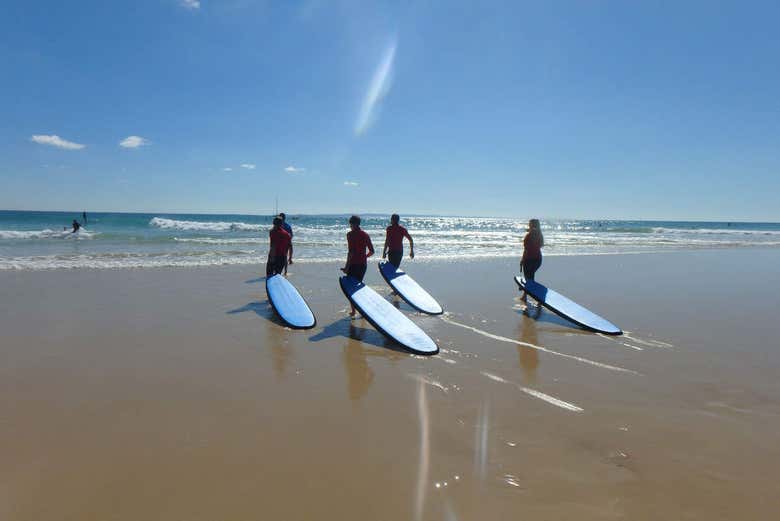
240,163,256,170
222,167,233,172
355,39,397,136
30,134,85,150
344,181,359,186
181,0,200,9
285,165,305,173
119,135,150,148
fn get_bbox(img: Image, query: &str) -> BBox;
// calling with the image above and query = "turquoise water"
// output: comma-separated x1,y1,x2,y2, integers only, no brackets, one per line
1,210,779,270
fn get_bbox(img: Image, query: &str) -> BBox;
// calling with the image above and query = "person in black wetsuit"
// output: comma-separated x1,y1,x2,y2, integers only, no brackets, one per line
71,220,81,233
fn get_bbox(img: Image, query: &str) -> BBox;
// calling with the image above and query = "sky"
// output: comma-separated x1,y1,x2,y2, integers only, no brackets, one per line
1,0,779,221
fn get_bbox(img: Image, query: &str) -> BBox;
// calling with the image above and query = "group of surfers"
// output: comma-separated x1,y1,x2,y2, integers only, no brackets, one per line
266,214,545,313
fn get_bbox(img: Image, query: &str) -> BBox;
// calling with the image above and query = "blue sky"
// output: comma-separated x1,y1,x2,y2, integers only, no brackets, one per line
1,0,778,220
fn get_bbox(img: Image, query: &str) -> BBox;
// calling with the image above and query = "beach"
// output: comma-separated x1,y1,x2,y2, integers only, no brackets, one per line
1,248,779,520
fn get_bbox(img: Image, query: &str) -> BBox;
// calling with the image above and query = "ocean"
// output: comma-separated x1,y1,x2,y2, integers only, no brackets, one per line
1,210,779,270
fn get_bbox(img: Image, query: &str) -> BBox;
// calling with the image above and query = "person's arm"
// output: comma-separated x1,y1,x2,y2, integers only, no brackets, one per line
341,233,352,272
521,234,529,261
288,237,293,263
366,235,375,259
382,229,389,258
405,229,414,258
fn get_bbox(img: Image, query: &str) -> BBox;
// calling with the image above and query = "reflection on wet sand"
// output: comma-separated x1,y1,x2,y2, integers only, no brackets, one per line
414,378,430,521
343,323,375,401
474,400,489,481
270,329,292,380
518,317,540,384
312,318,405,401
226,300,293,379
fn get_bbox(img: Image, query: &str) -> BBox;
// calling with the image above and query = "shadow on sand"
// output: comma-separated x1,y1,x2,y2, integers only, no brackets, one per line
227,300,288,327
310,317,408,354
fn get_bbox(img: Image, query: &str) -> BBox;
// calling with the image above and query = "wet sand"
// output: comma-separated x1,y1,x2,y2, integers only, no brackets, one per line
1,249,779,520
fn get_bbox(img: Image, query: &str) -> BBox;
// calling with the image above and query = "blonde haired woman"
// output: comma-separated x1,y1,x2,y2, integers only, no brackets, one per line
520,218,544,302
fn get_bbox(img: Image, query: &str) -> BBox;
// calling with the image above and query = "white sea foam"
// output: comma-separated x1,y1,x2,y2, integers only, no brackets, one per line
149,217,263,232
0,250,260,270
0,228,95,240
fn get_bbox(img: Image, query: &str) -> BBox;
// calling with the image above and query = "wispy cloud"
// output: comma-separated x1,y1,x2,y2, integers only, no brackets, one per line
344,181,359,186
240,163,256,170
119,135,150,148
30,134,85,150
222,167,233,172
355,38,397,136
285,165,305,173
181,0,200,9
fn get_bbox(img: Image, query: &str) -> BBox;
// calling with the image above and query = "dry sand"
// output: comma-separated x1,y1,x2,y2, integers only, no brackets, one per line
1,249,779,520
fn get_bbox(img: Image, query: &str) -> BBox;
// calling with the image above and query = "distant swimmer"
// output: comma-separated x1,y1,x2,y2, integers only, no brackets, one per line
519,218,544,303
382,213,414,268
71,219,81,233
83,211,87,224
341,215,375,317
266,217,292,277
278,212,293,274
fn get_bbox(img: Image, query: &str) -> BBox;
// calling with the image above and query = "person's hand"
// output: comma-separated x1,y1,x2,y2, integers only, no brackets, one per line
288,258,293,264
367,251,374,258
340,267,347,273
410,250,415,259
382,252,387,259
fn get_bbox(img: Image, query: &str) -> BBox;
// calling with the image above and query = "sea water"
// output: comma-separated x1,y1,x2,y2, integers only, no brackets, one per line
1,210,779,270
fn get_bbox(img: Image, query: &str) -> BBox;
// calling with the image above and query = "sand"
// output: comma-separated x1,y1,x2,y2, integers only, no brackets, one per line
1,249,779,520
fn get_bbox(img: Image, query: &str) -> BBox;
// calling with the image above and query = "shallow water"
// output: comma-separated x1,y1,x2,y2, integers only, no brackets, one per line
2,210,779,269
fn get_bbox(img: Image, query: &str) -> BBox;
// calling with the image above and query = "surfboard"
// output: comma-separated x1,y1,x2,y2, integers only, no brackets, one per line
266,275,316,329
378,261,443,315
514,276,622,335
339,276,439,355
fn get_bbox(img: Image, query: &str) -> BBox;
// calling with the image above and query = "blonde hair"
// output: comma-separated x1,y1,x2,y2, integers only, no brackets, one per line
528,219,544,247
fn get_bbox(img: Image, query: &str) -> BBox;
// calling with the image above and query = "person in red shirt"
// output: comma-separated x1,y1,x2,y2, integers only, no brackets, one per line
266,217,292,277
341,215,375,316
520,218,544,302
382,213,414,268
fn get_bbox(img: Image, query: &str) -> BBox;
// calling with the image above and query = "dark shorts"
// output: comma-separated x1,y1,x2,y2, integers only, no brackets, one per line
266,255,287,276
387,250,403,268
347,263,367,282
522,257,542,281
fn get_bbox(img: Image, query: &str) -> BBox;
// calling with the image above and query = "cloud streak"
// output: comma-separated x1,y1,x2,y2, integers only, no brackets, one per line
355,39,397,136
181,0,200,9
240,163,256,170
344,181,359,186
30,134,85,150
285,165,305,173
119,135,150,148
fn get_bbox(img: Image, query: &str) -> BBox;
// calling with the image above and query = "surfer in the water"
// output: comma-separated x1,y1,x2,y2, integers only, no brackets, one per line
382,214,414,268
519,218,544,303
341,215,375,317
71,219,81,233
267,217,292,277
278,212,293,274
